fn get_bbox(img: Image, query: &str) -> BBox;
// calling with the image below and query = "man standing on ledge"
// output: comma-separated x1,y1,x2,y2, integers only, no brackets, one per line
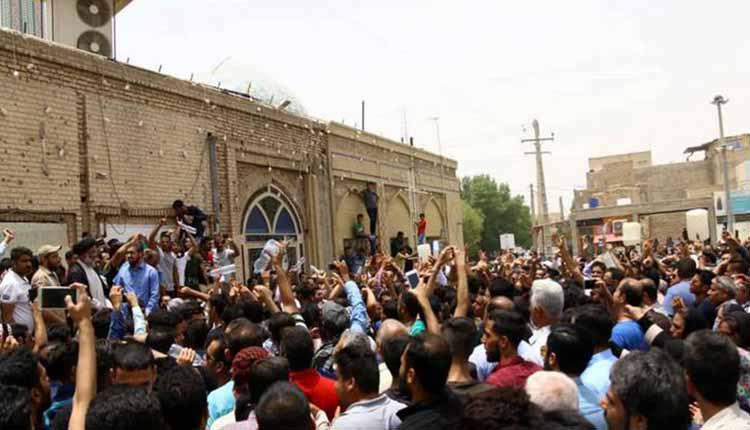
416,214,427,245
362,183,379,237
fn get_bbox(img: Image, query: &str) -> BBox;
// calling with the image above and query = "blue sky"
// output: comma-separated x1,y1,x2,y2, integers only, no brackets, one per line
115,1,750,212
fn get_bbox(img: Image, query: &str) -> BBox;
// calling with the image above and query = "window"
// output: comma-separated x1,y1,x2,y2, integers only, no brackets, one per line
243,186,301,240
242,185,304,277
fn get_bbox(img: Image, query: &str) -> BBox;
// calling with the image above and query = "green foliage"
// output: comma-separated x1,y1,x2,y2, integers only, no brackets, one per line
462,199,485,254
460,175,532,251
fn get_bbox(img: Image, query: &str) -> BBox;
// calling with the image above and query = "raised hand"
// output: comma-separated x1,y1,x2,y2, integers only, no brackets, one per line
109,285,123,310
176,348,197,366
2,229,14,244
66,283,92,323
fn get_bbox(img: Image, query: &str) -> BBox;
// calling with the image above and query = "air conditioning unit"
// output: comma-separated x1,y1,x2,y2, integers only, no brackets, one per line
52,0,113,57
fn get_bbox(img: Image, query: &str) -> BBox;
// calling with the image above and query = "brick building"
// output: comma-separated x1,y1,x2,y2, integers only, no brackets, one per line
0,27,462,280
569,134,750,252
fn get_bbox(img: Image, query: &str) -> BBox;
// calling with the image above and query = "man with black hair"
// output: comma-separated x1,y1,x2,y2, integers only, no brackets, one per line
381,333,410,402
0,384,32,430
483,309,540,389
111,341,157,390
398,291,425,336
544,324,604,430
331,341,405,429
1,246,35,331
173,199,207,240
146,325,177,354
469,295,514,383
0,346,51,430
148,218,179,297
442,316,489,396
255,381,324,430
85,385,164,430
42,341,78,428
154,364,208,430
690,269,717,326
396,333,462,430
684,330,750,429
610,279,648,352
114,243,160,315
601,349,690,430
204,336,232,423
575,305,616,401
663,257,697,316
282,325,339,420
207,318,266,428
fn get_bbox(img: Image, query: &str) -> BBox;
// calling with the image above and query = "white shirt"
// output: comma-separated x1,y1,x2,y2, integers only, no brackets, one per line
212,248,236,268
519,324,551,367
79,261,107,307
157,247,177,290
702,403,750,430
175,253,189,287
0,269,34,332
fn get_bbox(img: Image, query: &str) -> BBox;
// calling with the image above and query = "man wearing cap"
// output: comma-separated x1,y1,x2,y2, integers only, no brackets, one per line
67,238,108,307
32,245,62,289
312,300,351,379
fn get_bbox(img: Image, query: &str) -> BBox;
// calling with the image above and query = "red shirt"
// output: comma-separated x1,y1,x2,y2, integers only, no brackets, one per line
289,368,339,420
485,355,541,389
417,219,427,235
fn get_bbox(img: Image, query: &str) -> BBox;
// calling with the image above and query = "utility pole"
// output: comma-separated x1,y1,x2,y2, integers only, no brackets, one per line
529,183,537,252
429,116,447,237
712,95,732,234
559,196,565,221
361,100,365,131
523,119,553,256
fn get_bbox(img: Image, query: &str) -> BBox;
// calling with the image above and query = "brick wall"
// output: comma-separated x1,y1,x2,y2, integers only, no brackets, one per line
0,28,461,267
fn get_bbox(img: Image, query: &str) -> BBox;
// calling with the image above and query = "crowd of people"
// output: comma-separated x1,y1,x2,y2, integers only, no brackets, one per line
2,210,750,430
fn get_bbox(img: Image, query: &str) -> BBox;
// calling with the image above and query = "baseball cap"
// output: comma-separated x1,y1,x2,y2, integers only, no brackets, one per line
37,244,62,257
322,301,350,332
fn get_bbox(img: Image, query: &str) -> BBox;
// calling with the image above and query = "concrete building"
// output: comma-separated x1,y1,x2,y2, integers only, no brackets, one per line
0,27,462,280
569,134,750,253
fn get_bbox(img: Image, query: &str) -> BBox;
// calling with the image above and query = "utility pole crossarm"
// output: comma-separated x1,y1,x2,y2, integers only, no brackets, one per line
521,137,554,143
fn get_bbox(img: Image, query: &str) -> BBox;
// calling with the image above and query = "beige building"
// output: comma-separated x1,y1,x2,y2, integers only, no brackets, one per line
570,134,750,252
0,27,462,279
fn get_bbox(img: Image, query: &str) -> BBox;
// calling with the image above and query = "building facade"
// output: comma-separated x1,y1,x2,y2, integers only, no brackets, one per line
570,134,750,252
0,28,462,280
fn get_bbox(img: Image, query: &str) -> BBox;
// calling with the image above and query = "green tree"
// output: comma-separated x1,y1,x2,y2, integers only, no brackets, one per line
461,175,532,251
462,199,485,254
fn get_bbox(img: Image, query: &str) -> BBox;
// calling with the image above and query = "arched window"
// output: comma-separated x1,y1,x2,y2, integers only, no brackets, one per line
242,185,303,275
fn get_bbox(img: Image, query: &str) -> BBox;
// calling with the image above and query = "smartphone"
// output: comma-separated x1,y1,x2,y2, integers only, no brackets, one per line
583,279,596,290
405,270,420,289
39,287,76,309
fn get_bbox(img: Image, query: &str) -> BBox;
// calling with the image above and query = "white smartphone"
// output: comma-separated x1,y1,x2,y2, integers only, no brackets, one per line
405,270,420,289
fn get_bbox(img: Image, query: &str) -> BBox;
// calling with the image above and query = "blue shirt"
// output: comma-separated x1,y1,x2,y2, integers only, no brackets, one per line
663,280,696,316
344,280,369,334
575,377,607,430
207,380,235,429
611,320,648,352
581,349,617,401
113,261,160,315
